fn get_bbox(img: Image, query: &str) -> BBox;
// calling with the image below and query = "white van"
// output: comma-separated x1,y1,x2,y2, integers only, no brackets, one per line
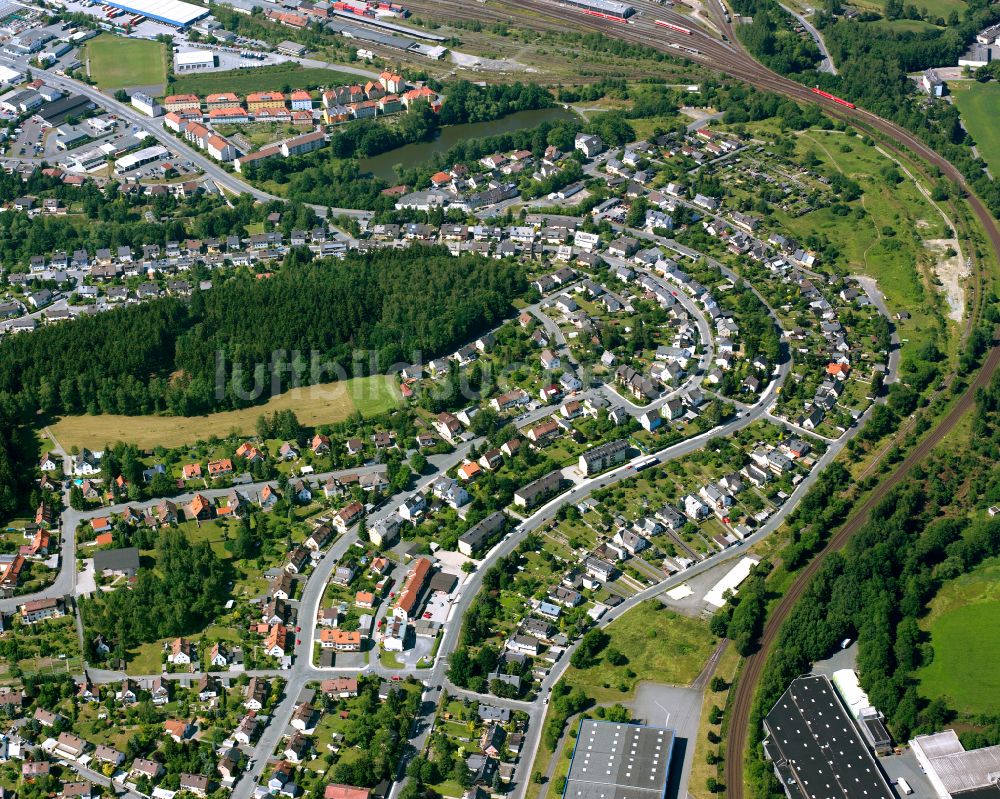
896,778,913,795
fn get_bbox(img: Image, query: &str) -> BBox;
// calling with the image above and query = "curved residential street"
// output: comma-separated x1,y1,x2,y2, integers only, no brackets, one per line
3,212,905,799
0,34,919,799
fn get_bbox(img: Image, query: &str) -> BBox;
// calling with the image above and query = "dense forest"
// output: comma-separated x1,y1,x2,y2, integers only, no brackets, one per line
80,529,231,660
743,370,1000,797
0,412,27,518
0,248,524,418
737,6,824,74
0,184,321,521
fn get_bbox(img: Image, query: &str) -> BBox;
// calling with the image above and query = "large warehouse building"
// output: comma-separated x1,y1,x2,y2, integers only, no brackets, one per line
762,674,895,799
910,730,1000,798
105,0,209,27
563,720,674,799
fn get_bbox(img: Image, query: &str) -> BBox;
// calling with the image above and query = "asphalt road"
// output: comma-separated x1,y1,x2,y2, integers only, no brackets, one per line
0,463,386,614
20,273,886,799
0,68,902,793
778,2,837,75
14,243,797,799
0,52,372,225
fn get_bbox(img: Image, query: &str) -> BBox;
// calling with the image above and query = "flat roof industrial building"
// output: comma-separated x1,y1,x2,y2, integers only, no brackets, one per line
563,0,636,17
35,94,95,126
174,49,216,70
563,720,674,799
911,729,1000,798
115,145,170,173
762,674,895,799
105,0,209,27
0,64,22,84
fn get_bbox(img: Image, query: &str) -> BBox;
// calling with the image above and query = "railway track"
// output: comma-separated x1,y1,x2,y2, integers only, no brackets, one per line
476,3,1000,795
429,2,1000,794
723,335,1000,797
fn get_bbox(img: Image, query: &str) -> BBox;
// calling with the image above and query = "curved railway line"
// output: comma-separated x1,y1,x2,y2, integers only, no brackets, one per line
459,2,1000,796
723,335,1000,798
566,8,1000,797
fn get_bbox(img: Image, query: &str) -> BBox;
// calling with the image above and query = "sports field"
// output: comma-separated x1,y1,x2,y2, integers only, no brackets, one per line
169,64,362,97
950,81,1000,179
82,34,168,89
916,556,1000,714
47,374,401,450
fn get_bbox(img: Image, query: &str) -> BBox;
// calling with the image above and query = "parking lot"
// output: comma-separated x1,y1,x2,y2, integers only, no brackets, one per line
8,118,45,158
208,47,289,72
628,682,703,799
394,632,435,669
422,590,450,624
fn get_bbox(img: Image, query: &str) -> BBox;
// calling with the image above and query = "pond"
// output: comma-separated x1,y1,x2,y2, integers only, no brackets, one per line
359,106,579,181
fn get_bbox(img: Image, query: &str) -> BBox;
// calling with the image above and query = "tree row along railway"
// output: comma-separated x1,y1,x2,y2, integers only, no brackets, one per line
483,1,1000,796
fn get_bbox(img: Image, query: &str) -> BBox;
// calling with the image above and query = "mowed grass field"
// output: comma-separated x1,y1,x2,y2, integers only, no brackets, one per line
168,65,363,97
843,0,964,19
82,34,167,89
916,556,1000,714
950,81,1000,178
47,374,401,450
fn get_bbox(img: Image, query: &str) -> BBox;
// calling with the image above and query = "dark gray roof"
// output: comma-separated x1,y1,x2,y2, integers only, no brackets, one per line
514,471,563,505
580,439,629,468
93,546,140,574
458,511,506,553
762,675,894,799
36,94,94,125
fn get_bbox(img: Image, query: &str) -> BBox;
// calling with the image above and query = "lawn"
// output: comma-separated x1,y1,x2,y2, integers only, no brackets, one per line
82,34,167,90
915,556,1000,715
560,600,716,703
917,0,967,17
842,0,965,15
125,641,165,675
379,649,405,668
871,18,941,33
168,64,363,97
776,129,948,354
47,374,402,450
215,121,301,149
950,81,1000,179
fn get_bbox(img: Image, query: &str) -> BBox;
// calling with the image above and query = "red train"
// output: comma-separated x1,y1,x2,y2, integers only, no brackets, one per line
655,19,692,34
811,87,855,109
332,0,409,16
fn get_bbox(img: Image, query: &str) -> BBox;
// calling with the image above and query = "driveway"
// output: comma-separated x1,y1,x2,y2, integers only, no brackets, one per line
76,558,97,597
628,682,704,799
